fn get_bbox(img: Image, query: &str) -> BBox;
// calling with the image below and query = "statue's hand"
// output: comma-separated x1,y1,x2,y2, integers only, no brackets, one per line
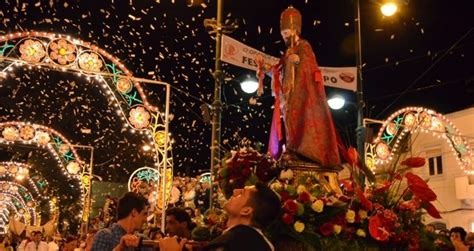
288,54,300,64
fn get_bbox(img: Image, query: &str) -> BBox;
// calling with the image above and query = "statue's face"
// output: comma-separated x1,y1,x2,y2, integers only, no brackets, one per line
281,29,296,47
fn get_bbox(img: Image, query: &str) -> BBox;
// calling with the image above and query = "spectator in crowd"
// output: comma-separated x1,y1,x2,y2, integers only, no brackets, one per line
183,183,196,209
159,182,280,251
91,192,149,251
450,226,469,251
165,207,195,240
148,227,164,241
25,231,48,251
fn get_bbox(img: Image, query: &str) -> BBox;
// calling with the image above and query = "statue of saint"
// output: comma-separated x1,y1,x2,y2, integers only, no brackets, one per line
257,6,340,167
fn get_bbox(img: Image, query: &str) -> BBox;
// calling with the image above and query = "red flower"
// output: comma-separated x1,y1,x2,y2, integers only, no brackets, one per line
405,172,436,202
401,157,426,168
422,201,442,219
283,200,298,215
368,215,390,241
355,186,373,211
373,180,392,194
347,147,359,166
319,222,334,237
282,213,294,225
298,191,311,203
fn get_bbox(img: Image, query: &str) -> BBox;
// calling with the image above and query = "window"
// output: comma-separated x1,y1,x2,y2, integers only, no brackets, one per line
428,156,443,176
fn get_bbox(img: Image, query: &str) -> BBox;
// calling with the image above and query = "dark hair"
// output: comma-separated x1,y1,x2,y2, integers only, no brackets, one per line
184,207,195,218
116,192,149,220
450,226,467,241
166,207,193,230
247,182,281,228
149,227,164,240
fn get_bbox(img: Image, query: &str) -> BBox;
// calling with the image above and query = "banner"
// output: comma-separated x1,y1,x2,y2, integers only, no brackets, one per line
221,35,357,92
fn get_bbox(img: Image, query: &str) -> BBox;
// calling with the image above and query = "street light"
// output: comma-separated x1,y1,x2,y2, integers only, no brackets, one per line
354,0,399,168
380,2,398,17
240,78,259,94
328,95,346,110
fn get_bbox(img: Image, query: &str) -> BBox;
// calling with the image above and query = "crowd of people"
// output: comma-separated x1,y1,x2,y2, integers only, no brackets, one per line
1,177,474,250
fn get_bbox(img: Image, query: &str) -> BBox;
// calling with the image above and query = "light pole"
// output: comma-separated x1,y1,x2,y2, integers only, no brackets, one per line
204,0,236,208
354,0,365,161
209,0,223,209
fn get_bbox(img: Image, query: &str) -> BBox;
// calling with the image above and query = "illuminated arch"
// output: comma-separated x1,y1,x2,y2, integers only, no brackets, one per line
0,161,49,198
0,31,173,170
366,107,473,174
0,31,174,214
0,122,84,178
0,122,89,222
0,183,37,225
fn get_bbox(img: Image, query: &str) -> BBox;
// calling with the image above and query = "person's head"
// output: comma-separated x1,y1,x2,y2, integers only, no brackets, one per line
184,207,195,218
280,6,302,46
116,192,149,231
31,231,42,242
149,227,164,241
425,224,435,233
165,207,193,238
225,182,280,228
450,226,467,242
194,208,201,216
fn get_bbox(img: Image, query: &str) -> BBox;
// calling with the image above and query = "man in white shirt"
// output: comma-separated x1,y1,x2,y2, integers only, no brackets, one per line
25,231,48,251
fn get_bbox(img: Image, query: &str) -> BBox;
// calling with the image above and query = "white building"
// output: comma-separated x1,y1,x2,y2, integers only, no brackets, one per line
411,107,474,232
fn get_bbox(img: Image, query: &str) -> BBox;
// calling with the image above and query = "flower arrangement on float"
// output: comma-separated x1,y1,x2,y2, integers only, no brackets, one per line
205,142,444,250
267,148,442,250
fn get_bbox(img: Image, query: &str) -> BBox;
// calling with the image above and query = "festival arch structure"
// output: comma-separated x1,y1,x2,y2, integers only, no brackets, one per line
0,31,173,229
0,161,59,236
0,122,88,225
365,107,474,174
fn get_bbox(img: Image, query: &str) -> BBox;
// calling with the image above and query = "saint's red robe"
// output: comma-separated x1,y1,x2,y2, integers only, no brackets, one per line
268,39,340,167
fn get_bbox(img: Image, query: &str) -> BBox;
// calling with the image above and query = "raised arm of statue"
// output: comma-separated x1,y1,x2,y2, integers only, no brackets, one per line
255,54,274,96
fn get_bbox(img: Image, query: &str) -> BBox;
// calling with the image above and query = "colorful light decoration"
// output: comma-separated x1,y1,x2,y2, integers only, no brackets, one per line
0,122,90,224
0,122,84,177
199,172,211,184
0,31,157,112
0,31,174,223
367,107,474,174
0,182,37,226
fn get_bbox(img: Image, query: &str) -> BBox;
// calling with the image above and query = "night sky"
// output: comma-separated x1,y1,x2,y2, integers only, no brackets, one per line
0,0,473,184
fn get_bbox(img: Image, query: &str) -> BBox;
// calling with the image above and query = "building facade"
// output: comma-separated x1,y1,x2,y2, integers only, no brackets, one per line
410,107,474,232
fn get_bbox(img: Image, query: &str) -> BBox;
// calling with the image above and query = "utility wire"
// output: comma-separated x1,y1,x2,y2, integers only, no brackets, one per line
375,28,474,119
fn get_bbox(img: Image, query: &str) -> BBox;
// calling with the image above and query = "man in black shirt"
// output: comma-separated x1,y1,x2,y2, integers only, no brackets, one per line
159,182,280,251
